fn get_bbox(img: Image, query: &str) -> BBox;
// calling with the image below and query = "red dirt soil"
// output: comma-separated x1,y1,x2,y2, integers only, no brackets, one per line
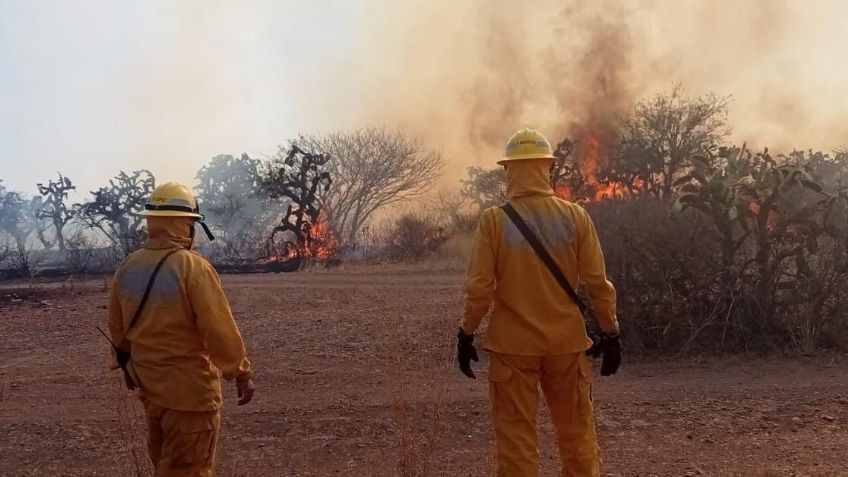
1,264,846,476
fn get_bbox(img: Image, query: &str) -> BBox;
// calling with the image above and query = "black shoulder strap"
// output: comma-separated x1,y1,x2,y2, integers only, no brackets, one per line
500,202,587,315
125,248,181,334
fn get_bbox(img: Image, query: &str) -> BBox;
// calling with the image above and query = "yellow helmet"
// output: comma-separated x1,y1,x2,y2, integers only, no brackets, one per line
498,128,556,165
138,181,203,219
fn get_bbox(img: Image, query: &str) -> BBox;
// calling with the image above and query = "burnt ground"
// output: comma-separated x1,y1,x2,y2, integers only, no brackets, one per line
1,264,847,476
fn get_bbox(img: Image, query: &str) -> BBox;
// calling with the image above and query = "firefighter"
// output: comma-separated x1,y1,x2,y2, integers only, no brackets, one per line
456,129,621,476
107,182,255,477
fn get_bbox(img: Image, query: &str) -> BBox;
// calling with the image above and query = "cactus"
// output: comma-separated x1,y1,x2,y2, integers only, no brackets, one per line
261,144,333,269
674,145,830,321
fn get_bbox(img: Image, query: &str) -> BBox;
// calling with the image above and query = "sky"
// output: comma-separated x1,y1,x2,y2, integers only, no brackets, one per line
0,1,367,199
2,0,848,200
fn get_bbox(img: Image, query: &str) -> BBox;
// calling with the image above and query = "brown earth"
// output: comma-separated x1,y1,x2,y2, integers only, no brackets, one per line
1,264,847,477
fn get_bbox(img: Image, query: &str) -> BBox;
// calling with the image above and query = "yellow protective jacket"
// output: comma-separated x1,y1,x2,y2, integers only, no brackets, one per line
462,160,618,356
108,218,253,412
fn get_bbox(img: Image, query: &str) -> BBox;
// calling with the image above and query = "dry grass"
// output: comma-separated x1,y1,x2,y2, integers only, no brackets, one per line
382,304,456,477
109,378,153,476
0,336,6,404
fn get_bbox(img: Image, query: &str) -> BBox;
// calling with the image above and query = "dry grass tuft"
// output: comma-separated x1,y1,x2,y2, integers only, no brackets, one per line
383,306,455,477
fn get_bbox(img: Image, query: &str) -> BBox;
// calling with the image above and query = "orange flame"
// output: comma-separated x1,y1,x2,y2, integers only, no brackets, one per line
555,131,630,203
301,212,338,260
259,208,339,266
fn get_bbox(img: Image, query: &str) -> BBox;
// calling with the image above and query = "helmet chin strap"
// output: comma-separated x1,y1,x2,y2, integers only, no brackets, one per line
186,215,215,245
199,220,215,241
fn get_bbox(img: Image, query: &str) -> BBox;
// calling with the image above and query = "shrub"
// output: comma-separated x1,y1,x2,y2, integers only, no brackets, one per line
374,212,447,262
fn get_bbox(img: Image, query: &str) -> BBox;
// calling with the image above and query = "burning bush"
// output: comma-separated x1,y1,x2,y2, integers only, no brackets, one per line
590,144,848,354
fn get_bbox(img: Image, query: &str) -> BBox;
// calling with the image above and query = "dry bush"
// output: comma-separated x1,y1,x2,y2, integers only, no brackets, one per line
6,244,47,278
432,232,475,263
783,237,848,353
590,197,729,353
372,212,447,262
592,191,848,354
382,306,455,477
64,229,97,273
109,380,153,477
95,243,125,272
434,190,479,237
0,337,6,404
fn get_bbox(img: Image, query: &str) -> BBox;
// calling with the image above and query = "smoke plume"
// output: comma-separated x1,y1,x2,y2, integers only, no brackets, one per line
295,0,847,182
4,0,848,193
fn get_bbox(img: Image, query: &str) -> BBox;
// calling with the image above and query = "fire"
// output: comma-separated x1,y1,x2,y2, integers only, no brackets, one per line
258,208,339,267
555,131,630,203
301,213,338,260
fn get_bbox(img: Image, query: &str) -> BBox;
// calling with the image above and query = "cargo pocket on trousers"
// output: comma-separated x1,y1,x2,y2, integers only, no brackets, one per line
168,411,221,470
488,355,517,419
577,355,593,404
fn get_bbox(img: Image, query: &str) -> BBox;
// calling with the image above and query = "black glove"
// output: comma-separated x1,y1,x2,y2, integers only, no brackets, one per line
600,333,621,376
457,328,479,379
585,331,622,376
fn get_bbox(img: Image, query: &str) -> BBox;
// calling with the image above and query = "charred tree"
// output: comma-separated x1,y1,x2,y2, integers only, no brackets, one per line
551,137,585,196
261,144,332,270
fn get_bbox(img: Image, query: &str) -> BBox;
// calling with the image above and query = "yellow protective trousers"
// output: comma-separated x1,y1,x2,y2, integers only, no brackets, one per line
488,352,600,477
143,400,221,477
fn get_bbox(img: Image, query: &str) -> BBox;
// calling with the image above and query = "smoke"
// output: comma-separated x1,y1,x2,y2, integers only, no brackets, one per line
296,0,848,181
4,0,848,194
292,0,676,181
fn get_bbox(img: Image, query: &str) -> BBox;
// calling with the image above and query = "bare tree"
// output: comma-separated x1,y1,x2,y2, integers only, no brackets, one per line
36,173,76,250
613,85,731,200
76,170,155,257
297,128,445,244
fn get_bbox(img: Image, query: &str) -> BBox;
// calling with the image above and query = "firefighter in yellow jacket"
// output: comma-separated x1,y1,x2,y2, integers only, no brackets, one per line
457,129,621,477
107,182,254,477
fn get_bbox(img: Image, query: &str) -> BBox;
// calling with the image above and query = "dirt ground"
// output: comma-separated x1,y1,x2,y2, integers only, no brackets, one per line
1,264,847,477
